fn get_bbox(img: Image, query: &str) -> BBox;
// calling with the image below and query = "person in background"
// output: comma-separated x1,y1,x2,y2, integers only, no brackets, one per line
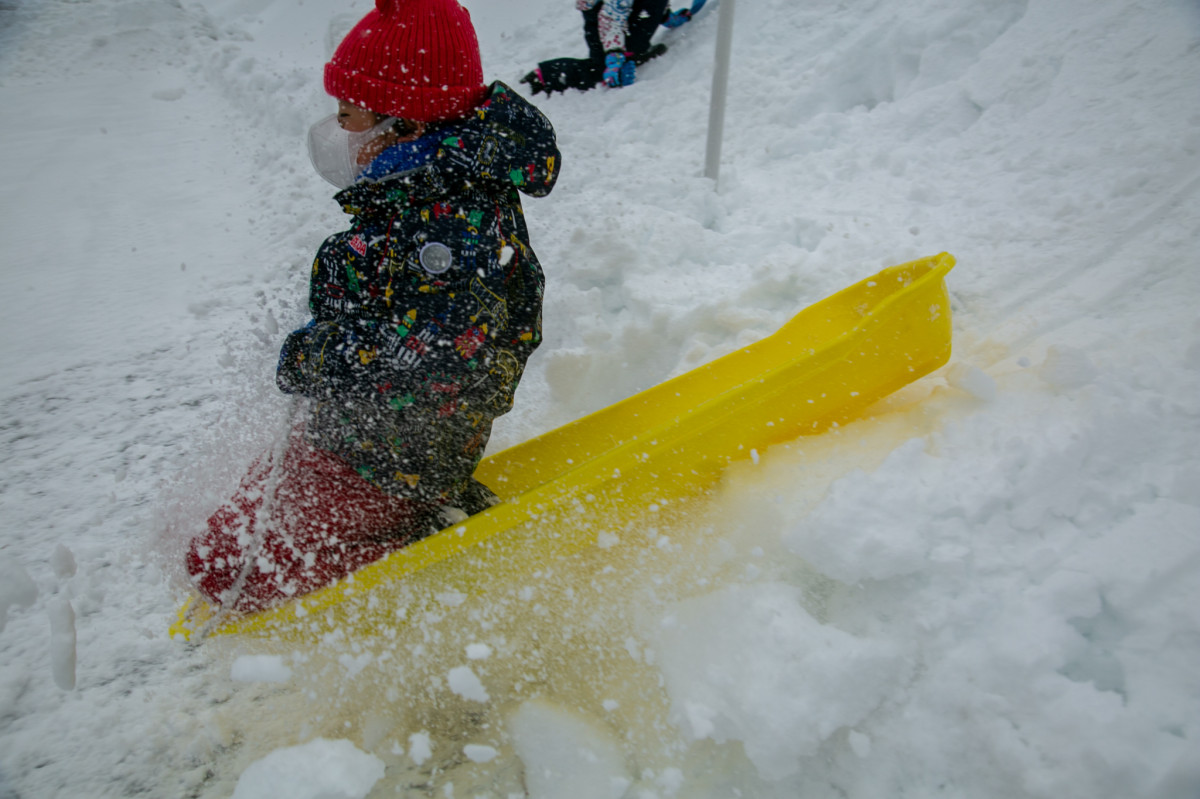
186,0,560,614
522,0,701,94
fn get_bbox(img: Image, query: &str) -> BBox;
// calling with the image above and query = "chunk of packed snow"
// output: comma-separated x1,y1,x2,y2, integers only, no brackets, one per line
49,544,76,580
407,731,432,766
463,743,498,763
447,665,489,702
507,699,632,799
47,599,76,691
231,738,384,799
230,655,293,683
0,557,37,633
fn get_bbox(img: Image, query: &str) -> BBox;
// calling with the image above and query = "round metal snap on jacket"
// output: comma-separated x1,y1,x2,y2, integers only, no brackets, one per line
419,242,453,275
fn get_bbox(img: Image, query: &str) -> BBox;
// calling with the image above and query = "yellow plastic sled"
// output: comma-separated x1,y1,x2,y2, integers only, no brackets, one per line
171,253,955,641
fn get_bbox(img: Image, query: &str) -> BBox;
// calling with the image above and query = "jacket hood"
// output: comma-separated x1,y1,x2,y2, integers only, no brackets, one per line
335,81,560,216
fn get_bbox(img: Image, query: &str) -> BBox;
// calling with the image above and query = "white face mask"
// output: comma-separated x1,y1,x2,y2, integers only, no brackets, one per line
306,114,398,189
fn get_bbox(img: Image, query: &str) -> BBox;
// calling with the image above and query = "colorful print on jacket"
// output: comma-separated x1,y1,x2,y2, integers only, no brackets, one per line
277,82,560,501
577,0,635,52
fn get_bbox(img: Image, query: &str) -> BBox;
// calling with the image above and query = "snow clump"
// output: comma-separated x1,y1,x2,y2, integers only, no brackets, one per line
231,738,384,799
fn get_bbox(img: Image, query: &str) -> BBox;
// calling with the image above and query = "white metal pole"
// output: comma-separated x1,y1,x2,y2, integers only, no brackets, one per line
704,0,736,184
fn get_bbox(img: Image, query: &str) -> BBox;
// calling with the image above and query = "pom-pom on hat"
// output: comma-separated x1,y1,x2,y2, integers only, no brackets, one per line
324,0,487,123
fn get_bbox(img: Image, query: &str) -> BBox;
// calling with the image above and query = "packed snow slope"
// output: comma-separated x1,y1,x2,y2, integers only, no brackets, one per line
1,0,1199,797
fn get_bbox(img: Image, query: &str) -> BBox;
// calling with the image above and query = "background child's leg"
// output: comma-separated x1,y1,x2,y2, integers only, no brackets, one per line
582,2,605,62
533,57,604,91
627,0,670,55
532,4,607,91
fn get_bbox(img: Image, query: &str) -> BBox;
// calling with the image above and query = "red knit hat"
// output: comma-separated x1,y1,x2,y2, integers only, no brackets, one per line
324,0,487,123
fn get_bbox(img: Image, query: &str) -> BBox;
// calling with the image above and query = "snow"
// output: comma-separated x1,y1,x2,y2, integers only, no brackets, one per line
447,664,491,703
507,699,632,799
46,598,77,692
230,738,384,799
462,743,498,764
0,558,37,634
406,732,433,767
230,654,293,683
1,0,1198,796
657,582,908,780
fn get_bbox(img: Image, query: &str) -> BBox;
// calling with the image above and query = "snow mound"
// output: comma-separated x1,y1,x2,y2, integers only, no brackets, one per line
784,438,938,583
655,582,907,781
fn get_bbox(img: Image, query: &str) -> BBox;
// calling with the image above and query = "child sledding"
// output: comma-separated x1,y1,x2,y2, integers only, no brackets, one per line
186,0,560,614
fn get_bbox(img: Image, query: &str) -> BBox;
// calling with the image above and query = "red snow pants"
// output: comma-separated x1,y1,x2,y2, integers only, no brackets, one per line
186,435,432,614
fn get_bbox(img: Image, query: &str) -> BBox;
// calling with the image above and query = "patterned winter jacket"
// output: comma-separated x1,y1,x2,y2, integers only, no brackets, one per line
278,82,559,501
577,0,636,52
